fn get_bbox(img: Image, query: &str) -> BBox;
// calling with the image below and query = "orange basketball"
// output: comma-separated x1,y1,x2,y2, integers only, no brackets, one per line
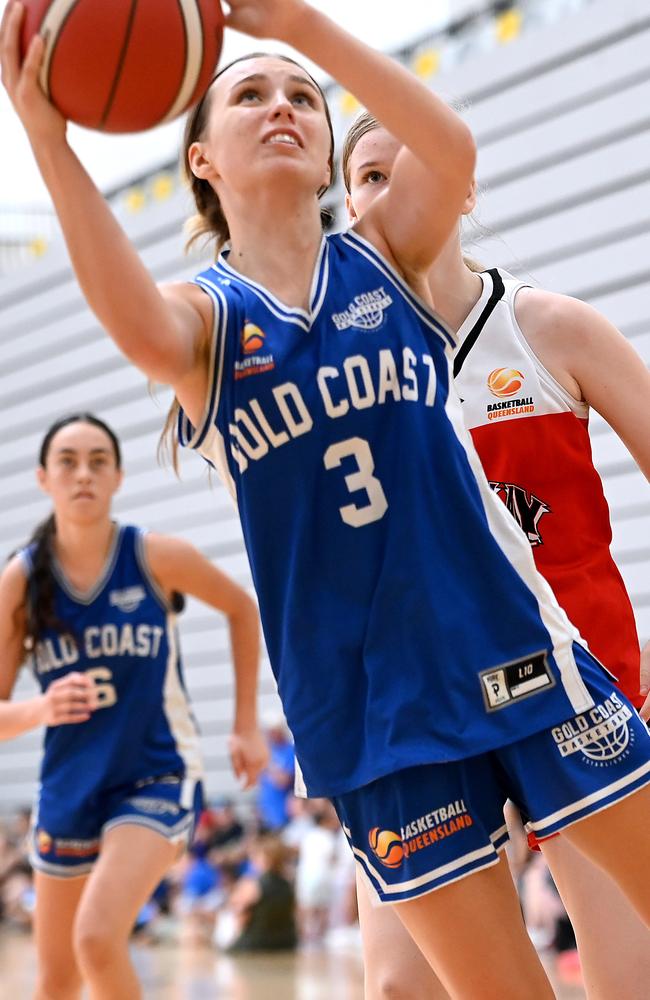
487,367,524,398
20,0,224,132
369,827,405,868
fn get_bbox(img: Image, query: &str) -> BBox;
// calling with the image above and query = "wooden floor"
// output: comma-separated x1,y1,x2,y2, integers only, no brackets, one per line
0,927,586,999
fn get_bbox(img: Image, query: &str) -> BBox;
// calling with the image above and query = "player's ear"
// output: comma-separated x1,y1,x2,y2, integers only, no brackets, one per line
36,466,48,494
346,192,358,223
188,141,215,181
463,178,478,216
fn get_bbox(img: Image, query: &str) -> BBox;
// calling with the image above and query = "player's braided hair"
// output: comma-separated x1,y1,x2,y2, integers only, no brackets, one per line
20,414,122,646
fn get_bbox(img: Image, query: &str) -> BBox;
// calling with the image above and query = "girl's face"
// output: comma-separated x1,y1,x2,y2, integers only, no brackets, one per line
37,422,122,524
189,57,332,202
346,126,401,222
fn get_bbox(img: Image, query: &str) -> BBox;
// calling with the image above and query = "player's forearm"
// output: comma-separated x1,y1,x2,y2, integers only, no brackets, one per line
32,139,182,382
229,600,261,731
285,6,475,185
0,695,45,740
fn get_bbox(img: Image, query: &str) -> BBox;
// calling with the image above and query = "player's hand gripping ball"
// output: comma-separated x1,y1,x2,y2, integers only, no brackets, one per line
20,0,224,132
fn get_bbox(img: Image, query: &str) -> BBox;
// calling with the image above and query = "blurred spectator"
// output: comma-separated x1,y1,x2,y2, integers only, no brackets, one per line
176,843,223,946
202,798,245,853
257,719,295,830
220,835,297,952
295,801,339,944
282,795,315,860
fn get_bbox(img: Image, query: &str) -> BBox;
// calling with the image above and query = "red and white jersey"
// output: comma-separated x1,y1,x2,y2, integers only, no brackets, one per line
454,268,642,707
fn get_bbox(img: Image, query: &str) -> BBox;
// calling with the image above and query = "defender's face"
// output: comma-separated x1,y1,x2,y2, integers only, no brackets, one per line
191,57,332,200
346,127,400,222
37,422,122,522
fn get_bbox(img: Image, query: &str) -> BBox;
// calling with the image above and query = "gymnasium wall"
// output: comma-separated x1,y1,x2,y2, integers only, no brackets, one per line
0,0,648,812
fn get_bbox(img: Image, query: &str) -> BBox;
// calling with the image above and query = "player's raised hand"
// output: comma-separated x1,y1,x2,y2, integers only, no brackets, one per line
40,672,98,727
0,1,66,144
639,641,650,721
228,727,270,790
224,0,307,43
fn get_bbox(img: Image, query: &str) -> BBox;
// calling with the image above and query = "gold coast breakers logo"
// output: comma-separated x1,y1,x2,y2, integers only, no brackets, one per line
368,800,474,868
234,322,275,380
486,368,535,420
552,692,635,767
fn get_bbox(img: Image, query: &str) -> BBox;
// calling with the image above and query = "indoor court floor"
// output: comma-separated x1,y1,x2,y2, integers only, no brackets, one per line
0,926,586,999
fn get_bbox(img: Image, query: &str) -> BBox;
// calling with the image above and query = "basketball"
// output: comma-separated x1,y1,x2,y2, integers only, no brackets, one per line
368,828,405,869
20,0,224,132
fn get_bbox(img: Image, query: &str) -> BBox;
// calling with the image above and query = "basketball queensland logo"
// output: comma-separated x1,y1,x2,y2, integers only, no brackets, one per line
486,367,535,420
234,322,276,380
368,800,473,868
552,692,634,767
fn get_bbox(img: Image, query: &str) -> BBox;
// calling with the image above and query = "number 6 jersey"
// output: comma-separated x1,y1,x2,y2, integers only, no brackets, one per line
20,525,203,811
180,232,606,798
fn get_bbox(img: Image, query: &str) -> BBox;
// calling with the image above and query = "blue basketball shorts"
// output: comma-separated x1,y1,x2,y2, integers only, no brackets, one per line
333,670,650,905
30,774,203,879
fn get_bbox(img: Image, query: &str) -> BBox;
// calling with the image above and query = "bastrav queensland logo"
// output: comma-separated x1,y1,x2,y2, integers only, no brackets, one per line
331,286,393,331
551,691,634,767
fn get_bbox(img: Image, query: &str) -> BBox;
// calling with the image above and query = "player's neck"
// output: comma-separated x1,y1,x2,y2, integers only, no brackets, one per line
52,518,116,580
224,194,324,310
428,237,484,338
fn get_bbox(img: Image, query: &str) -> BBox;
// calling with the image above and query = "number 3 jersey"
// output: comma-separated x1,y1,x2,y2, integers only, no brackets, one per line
454,268,642,707
179,232,605,798
20,525,203,810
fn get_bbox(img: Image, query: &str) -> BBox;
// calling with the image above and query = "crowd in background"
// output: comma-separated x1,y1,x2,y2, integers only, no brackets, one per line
0,720,581,985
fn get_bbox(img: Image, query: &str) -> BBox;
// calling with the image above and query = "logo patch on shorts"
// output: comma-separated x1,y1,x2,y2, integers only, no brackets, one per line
551,692,634,766
126,796,180,817
368,800,474,868
480,651,553,711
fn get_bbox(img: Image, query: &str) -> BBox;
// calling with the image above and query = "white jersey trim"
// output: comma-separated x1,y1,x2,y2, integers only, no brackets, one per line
162,616,204,784
442,368,593,714
178,277,228,451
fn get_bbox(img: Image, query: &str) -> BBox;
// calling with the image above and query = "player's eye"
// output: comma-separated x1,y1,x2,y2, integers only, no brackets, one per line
291,91,314,107
364,170,388,184
238,88,262,103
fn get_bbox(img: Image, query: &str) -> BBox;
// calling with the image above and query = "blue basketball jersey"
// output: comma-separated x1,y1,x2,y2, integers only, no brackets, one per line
178,231,599,798
21,525,203,814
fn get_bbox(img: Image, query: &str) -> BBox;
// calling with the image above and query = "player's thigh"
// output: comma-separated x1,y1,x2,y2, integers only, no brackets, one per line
34,871,88,979
542,832,650,1000
560,783,650,927
356,868,449,1000
74,823,179,944
393,856,554,1000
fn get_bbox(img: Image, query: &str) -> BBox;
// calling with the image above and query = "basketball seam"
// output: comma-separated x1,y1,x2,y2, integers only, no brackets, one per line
39,0,83,102
159,0,190,122
99,0,139,130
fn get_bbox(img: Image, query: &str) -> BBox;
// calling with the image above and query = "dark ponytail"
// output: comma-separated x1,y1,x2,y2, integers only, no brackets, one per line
18,414,122,647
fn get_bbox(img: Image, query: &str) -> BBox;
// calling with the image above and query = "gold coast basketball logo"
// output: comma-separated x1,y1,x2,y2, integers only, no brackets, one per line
551,692,635,767
369,828,406,868
488,367,524,397
234,322,275,380
486,368,535,420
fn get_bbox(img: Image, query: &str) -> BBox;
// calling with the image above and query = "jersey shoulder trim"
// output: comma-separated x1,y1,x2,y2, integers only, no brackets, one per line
453,268,505,377
340,230,455,349
133,529,172,613
178,273,229,452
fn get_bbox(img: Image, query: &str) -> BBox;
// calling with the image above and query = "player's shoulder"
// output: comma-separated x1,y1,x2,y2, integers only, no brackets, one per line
0,554,29,606
514,286,597,338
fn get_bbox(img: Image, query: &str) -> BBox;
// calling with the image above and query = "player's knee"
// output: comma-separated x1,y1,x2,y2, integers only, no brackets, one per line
368,968,430,1000
36,963,82,1000
73,921,121,975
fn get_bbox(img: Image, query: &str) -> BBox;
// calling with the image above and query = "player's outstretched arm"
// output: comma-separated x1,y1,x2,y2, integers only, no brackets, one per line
227,0,476,275
0,558,97,738
0,2,210,397
144,534,268,788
